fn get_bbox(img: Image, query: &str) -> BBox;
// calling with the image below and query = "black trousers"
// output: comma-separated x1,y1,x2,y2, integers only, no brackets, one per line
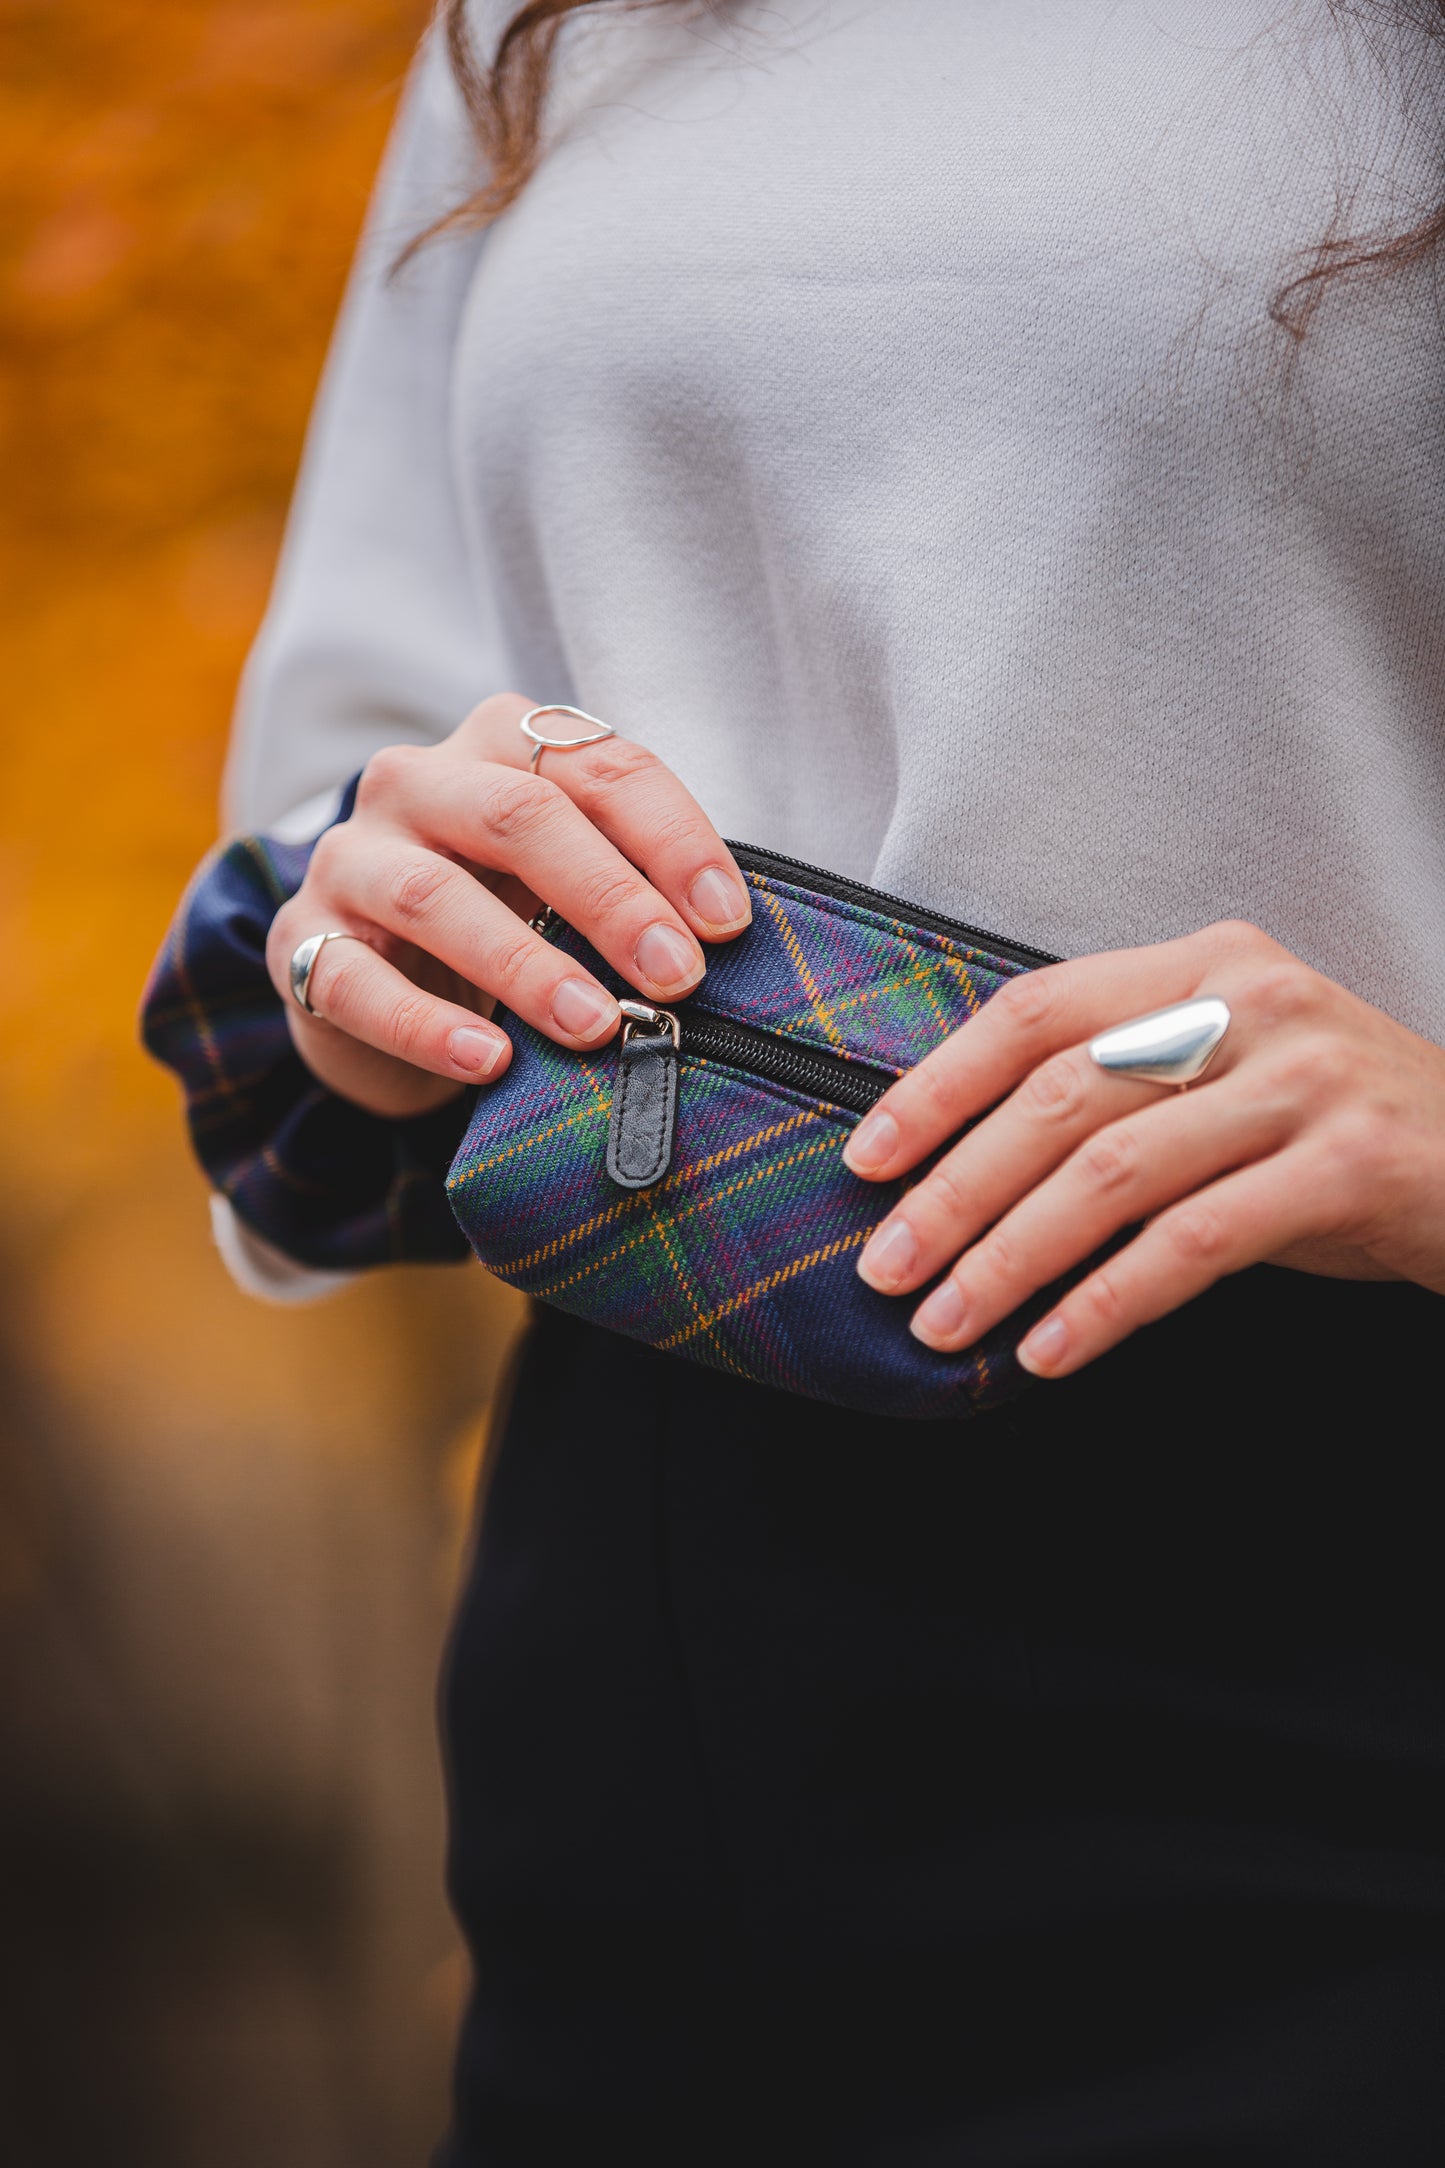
437,1268,1445,2166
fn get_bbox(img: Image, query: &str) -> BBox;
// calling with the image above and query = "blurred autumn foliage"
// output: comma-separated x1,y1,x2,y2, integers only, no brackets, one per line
0,5,523,2162
0,0,431,1169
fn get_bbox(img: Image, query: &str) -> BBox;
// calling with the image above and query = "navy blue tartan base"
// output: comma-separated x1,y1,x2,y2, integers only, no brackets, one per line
140,785,472,1272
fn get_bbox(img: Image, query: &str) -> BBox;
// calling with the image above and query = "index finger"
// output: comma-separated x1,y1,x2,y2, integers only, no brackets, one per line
471,698,753,943
841,937,1208,1182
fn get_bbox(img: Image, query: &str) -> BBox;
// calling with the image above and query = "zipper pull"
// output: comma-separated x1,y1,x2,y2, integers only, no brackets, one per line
607,1000,680,1191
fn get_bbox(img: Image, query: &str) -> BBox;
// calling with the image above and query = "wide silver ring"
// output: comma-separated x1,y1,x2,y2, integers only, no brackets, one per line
288,930,368,1017
518,705,615,772
1088,996,1231,1090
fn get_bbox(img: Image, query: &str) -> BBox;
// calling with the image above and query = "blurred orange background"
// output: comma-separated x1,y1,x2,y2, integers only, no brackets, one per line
0,5,525,2160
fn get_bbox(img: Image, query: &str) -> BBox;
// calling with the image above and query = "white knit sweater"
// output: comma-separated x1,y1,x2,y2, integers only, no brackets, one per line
231,0,1445,1055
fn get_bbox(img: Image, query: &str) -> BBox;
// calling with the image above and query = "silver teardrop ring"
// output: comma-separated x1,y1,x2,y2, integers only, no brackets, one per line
518,705,615,772
288,930,369,1017
1088,996,1232,1089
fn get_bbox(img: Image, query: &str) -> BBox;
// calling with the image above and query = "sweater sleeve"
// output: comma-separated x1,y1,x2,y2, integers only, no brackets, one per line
142,22,508,1289
223,20,501,832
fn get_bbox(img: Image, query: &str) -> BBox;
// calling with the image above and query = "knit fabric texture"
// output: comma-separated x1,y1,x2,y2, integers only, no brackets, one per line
227,9,1445,1051
449,869,1055,1420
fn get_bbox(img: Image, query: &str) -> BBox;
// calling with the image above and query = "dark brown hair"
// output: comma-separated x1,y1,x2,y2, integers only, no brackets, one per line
1272,0,1445,335
422,0,1445,336
422,0,673,235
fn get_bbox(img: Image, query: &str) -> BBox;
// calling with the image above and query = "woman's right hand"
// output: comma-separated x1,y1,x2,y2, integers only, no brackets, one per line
265,693,752,1119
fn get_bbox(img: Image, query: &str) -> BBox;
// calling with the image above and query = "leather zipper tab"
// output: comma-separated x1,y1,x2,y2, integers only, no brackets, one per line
607,1003,680,1191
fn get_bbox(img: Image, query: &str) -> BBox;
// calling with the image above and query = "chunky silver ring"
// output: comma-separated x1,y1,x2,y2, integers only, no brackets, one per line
518,704,615,772
288,930,369,1017
1088,996,1231,1089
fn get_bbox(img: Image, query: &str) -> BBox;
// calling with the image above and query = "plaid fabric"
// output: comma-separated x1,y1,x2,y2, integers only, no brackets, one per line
145,817,1061,1417
140,783,473,1270
450,873,1053,1420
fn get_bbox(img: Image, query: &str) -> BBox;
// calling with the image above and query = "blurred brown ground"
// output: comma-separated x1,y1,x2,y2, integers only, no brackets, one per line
0,5,526,2161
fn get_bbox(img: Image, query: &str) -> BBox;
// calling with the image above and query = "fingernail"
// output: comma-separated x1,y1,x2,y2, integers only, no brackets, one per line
634,921,703,993
843,1107,899,1173
911,1277,969,1349
688,865,751,932
550,977,618,1040
1017,1313,1069,1376
857,1217,918,1290
448,1026,503,1078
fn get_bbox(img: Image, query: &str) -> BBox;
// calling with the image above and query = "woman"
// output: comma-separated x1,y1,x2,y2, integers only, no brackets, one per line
146,2,1445,2159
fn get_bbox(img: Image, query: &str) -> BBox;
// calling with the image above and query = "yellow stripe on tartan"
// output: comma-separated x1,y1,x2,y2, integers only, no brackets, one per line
639,1193,753,1377
675,1104,819,1186
238,834,292,908
224,1138,329,1199
876,928,957,1043
733,951,985,1059
448,1051,626,1190
495,1105,823,1276
657,1227,871,1351
447,1096,604,1187
526,1132,842,1301
757,888,849,1049
866,924,992,1036
795,956,932,1038
934,936,988,1018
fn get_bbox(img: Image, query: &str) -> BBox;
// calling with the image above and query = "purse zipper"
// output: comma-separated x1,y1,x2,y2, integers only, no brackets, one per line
608,998,891,1192
620,998,893,1115
548,853,1057,1187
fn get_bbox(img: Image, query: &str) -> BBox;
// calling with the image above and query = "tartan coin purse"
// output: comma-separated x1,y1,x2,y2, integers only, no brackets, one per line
447,845,1066,1420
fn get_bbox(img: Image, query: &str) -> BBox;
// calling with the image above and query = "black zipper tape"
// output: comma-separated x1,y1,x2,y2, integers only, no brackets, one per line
674,1007,892,1115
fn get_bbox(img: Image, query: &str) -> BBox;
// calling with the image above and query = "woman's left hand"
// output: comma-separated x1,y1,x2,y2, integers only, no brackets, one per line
842,919,1445,1378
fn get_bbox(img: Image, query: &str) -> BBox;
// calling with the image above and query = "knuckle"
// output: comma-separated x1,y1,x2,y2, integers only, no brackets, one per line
651,806,710,860
572,737,658,794
992,965,1061,1038
356,741,420,808
269,894,302,952
471,691,527,728
475,771,562,848
1269,1031,1352,1103
1203,917,1277,964
315,947,367,1016
1076,1123,1139,1195
978,1225,1024,1290
907,1052,964,1126
1165,1200,1227,1261
1079,1267,1128,1328
385,854,452,925
1022,1051,1087,1125
382,988,437,1062
306,823,348,886
1245,960,1323,1031
575,865,648,928
482,929,539,1002
921,1155,969,1222
1302,1034,1355,1098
